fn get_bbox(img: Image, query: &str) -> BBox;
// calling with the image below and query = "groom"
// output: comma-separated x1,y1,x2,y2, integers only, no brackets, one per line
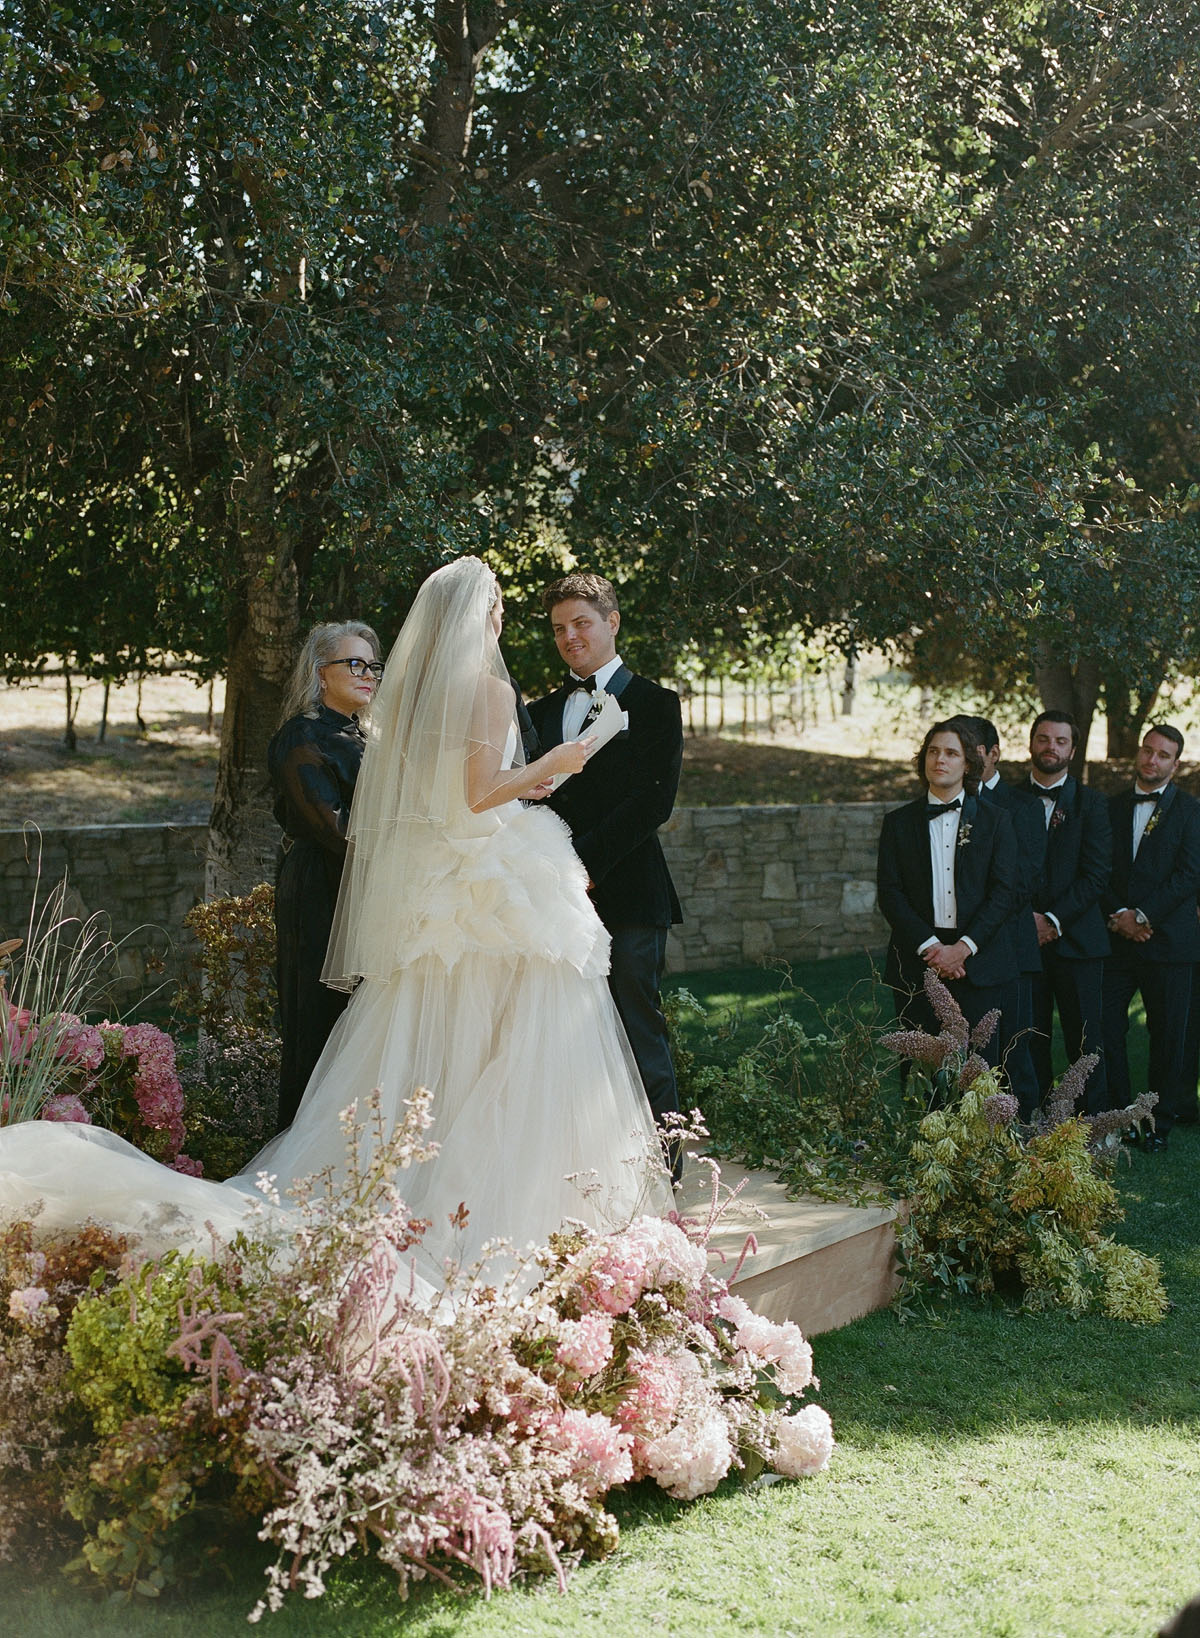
527,573,684,1139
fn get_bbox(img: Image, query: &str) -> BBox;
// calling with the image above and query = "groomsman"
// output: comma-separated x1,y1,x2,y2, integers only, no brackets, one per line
952,715,1046,1115
877,720,1020,1059
1024,710,1112,1112
527,573,684,1138
1101,724,1200,1146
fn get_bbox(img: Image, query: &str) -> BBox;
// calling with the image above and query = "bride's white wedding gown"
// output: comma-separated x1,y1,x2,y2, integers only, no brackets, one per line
0,798,671,1281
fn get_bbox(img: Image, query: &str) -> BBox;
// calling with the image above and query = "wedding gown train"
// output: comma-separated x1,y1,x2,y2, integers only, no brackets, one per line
0,802,671,1284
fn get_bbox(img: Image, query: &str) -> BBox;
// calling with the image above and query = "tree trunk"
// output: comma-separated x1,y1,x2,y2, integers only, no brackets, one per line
841,652,857,716
1033,643,1100,780
1104,667,1163,759
206,449,299,900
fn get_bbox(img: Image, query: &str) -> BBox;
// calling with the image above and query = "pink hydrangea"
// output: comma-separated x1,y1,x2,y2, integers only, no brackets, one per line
579,1215,707,1315
121,1022,186,1152
41,1092,92,1124
554,1313,614,1377
7,1286,51,1324
726,1308,815,1397
170,1153,204,1177
52,1013,105,1071
547,1409,633,1492
771,1404,834,1477
640,1406,734,1499
614,1350,688,1442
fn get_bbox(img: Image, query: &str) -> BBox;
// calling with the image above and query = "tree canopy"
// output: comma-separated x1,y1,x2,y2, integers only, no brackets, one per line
1,0,1197,881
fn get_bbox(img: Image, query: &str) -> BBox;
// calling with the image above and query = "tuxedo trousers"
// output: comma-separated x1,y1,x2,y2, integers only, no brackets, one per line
1102,946,1194,1133
996,973,1040,1119
1029,952,1107,1115
606,924,680,1129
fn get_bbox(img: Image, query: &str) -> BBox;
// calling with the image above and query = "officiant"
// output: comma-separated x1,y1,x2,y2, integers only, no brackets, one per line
526,573,684,1137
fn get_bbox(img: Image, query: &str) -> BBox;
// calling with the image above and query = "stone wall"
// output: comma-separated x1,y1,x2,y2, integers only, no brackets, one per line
0,823,209,1008
660,803,890,971
0,806,892,1004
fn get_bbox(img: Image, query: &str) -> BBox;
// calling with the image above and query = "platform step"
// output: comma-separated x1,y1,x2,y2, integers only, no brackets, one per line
676,1158,902,1336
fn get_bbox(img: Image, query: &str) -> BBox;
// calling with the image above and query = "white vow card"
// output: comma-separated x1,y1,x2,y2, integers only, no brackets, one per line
550,689,627,788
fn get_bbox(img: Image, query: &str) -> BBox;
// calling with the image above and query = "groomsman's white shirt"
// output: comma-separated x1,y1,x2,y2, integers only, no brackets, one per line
916,797,978,956
562,654,625,741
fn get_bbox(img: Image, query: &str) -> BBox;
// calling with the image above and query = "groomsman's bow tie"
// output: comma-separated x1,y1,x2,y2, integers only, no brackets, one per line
569,673,599,693
1133,790,1162,803
926,798,962,819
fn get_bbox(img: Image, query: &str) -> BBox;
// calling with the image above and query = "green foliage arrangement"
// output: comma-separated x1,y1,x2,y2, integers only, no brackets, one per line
667,983,925,1204
672,970,1167,1323
174,884,280,1179
898,1078,1168,1325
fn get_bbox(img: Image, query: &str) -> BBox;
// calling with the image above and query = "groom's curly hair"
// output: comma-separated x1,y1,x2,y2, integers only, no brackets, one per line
541,572,619,617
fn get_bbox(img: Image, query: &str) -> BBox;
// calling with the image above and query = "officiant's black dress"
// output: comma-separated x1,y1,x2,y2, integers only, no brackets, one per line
268,705,365,1131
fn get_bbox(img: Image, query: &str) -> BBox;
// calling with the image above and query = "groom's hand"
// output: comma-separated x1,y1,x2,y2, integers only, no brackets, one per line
525,779,554,800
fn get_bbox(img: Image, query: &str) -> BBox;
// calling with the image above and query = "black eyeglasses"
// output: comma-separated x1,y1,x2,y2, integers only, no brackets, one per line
322,657,384,679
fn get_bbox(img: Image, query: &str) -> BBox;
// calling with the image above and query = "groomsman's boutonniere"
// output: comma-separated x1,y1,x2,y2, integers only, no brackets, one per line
957,821,973,850
1144,803,1164,839
1049,805,1068,831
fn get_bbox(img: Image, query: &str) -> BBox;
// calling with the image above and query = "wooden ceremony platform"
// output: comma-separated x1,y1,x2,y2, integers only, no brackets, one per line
677,1159,903,1336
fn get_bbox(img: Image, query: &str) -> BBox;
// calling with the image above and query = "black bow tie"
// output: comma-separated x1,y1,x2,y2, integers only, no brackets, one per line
927,798,962,820
1134,790,1162,804
570,673,599,693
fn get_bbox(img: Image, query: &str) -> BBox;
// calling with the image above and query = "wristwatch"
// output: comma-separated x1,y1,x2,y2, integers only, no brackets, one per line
1134,908,1150,926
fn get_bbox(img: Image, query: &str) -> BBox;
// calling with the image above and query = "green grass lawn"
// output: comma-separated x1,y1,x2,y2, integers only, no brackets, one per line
7,966,1192,1638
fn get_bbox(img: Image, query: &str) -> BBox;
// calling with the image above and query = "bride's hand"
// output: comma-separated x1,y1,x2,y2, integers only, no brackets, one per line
544,735,595,779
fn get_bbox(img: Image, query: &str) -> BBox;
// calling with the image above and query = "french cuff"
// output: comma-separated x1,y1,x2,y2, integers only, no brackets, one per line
961,936,978,956
1045,912,1062,935
917,936,939,955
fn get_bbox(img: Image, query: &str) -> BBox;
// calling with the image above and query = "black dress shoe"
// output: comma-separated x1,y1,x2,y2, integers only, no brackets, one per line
1141,1131,1169,1153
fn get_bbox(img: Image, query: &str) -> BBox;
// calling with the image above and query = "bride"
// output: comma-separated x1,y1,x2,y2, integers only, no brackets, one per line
0,558,672,1279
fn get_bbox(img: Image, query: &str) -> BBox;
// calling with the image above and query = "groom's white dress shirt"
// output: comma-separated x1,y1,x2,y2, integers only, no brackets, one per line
561,654,625,742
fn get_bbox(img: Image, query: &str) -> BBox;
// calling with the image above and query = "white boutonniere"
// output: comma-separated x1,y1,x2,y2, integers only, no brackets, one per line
1144,803,1163,838
581,689,609,731
957,821,973,850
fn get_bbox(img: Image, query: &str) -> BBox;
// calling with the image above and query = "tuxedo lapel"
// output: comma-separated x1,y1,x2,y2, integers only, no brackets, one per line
953,793,979,900
605,663,634,700
910,800,934,919
537,687,570,750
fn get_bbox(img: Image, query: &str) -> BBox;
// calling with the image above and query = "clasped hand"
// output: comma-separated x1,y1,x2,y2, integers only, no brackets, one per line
923,939,969,981
1108,908,1153,943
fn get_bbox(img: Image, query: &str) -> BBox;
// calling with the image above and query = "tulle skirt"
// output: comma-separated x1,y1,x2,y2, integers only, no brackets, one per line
0,803,671,1280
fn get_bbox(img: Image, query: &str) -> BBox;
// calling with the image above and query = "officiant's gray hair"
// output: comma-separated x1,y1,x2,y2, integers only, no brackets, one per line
279,620,381,724
541,572,619,618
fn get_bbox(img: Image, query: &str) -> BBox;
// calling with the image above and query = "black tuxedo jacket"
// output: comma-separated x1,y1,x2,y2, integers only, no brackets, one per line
527,667,683,930
979,779,1045,973
877,792,1019,991
1027,775,1112,960
1101,784,1200,964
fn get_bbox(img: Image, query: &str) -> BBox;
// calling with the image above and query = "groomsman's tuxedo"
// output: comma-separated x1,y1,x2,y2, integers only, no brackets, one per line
1101,782,1200,1133
527,660,683,1128
876,790,1020,1060
978,776,1045,1114
1026,773,1112,1113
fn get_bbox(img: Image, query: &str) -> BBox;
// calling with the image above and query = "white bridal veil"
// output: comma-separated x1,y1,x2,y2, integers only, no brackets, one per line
322,556,522,991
